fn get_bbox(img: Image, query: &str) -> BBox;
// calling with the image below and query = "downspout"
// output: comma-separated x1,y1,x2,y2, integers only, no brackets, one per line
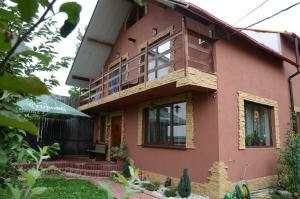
288,36,300,131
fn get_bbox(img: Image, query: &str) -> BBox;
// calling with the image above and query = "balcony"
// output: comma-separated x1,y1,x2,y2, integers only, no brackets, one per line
79,26,217,111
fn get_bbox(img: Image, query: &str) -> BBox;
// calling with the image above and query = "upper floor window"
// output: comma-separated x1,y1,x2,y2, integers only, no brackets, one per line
144,102,187,147
245,102,273,147
108,58,127,95
148,40,171,80
126,5,146,30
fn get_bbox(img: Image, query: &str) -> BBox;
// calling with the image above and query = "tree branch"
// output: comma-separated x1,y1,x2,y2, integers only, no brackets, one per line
0,0,58,71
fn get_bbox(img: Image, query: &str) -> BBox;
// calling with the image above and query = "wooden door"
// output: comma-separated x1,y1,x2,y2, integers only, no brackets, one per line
111,116,122,147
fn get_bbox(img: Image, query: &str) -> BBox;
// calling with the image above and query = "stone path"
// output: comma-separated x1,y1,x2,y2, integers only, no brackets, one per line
96,177,160,199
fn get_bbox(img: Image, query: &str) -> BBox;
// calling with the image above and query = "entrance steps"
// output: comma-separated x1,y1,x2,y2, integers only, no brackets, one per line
15,160,123,177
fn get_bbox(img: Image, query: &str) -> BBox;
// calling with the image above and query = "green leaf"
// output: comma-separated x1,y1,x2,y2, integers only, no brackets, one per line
0,149,7,175
0,32,11,51
59,2,82,38
30,187,47,197
41,146,48,154
17,0,39,22
60,20,76,38
0,21,8,30
0,8,15,21
59,2,81,24
14,50,51,64
23,170,36,186
114,171,129,187
0,73,49,95
0,110,38,135
26,149,38,162
133,0,144,6
98,183,115,199
38,0,49,8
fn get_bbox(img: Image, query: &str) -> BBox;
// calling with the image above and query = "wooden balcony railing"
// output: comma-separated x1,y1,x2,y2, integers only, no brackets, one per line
79,25,215,106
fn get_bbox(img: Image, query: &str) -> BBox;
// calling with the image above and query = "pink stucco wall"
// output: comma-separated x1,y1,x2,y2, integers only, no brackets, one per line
123,92,219,183
215,35,300,182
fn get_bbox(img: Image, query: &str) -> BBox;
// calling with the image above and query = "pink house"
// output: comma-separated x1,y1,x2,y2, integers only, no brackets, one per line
66,0,300,198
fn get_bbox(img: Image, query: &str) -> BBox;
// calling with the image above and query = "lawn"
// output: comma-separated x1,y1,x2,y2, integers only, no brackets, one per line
0,178,107,199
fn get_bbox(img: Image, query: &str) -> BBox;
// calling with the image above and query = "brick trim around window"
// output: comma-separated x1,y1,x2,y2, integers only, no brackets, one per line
238,91,280,149
137,93,194,149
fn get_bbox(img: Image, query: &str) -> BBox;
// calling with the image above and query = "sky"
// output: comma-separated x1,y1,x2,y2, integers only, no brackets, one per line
38,0,300,96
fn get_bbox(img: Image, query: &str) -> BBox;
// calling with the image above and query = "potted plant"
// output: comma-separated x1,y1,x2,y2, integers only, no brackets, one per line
111,143,127,164
246,131,265,146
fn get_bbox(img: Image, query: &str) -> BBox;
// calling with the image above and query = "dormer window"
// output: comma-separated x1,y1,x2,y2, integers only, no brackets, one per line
126,5,146,30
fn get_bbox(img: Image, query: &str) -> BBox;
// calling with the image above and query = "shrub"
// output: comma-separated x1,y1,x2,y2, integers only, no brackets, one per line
123,159,131,178
164,187,177,197
277,113,300,196
177,168,191,197
142,181,160,191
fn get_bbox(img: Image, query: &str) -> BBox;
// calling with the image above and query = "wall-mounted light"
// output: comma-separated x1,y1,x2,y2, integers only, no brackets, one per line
174,105,181,113
152,28,158,37
128,37,136,43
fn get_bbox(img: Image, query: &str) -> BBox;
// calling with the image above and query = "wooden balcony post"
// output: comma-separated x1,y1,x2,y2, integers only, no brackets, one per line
101,69,104,98
118,57,122,92
182,16,188,76
144,41,149,83
88,79,91,102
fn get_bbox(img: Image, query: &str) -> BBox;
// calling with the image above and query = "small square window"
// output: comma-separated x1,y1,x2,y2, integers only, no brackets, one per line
244,102,273,147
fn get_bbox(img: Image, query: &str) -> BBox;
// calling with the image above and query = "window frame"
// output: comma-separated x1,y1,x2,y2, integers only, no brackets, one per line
140,34,173,81
107,57,128,94
244,101,274,148
238,91,280,150
143,101,187,148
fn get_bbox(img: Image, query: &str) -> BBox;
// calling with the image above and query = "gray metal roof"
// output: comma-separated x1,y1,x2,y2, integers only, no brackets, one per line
66,0,133,87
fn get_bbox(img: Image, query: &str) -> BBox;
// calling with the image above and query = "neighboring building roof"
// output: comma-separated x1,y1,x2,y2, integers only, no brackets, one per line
66,0,299,87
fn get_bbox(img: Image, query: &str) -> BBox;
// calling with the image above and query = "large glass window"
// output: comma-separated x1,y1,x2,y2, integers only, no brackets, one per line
245,102,272,147
148,40,171,80
144,102,186,147
108,60,127,94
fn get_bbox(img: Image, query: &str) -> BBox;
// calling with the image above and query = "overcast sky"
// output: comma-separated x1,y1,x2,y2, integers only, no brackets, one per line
39,0,300,96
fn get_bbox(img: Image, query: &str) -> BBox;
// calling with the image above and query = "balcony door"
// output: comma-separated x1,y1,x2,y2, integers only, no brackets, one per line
108,64,120,95
147,40,172,80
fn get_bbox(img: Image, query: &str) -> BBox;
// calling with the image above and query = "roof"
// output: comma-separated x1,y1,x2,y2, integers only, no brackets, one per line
66,0,299,87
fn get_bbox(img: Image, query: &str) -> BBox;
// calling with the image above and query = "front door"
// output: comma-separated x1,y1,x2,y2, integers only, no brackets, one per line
111,116,122,147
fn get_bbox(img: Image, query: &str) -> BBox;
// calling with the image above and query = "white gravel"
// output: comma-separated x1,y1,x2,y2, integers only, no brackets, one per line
145,185,210,199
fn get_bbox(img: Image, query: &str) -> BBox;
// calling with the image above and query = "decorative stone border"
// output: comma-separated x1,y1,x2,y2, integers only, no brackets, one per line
238,91,280,149
139,161,276,199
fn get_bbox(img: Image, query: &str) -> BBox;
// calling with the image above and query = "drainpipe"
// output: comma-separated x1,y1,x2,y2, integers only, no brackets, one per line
288,36,300,131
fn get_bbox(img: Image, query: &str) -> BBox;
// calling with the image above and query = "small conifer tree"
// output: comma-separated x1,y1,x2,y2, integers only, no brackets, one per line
177,168,191,197
123,159,131,178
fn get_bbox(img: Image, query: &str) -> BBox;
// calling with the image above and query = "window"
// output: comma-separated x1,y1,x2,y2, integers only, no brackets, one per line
126,5,146,29
108,60,127,94
245,102,272,147
144,102,186,147
147,40,171,80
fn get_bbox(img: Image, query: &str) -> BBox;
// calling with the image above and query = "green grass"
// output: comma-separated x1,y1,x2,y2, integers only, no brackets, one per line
0,178,107,199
